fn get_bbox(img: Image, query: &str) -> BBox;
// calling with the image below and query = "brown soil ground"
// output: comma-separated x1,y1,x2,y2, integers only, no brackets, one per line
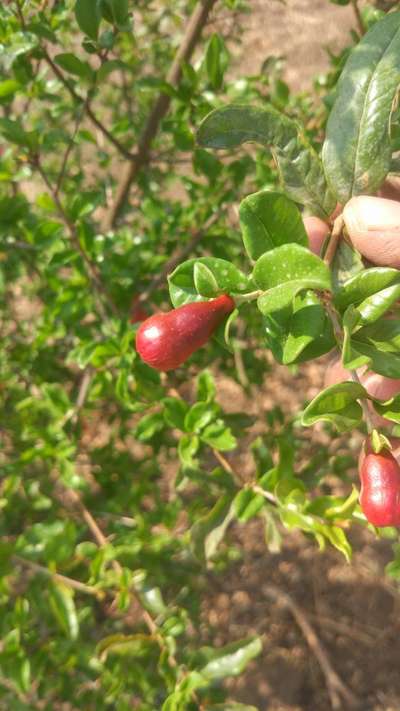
198,3,400,711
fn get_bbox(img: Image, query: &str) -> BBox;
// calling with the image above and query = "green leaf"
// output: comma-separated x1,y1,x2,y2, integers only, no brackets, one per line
48,582,79,640
198,636,262,680
201,421,237,451
168,257,249,307
75,0,101,39
331,240,364,293
254,244,331,314
0,80,21,99
373,394,400,424
191,495,235,561
197,370,216,402
194,261,220,297
264,290,335,365
178,435,199,467
301,381,366,431
335,267,400,312
205,33,228,90
233,488,265,522
356,283,400,325
185,402,217,433
197,104,335,218
323,12,400,202
163,397,188,430
349,319,400,377
239,190,308,261
0,118,38,149
54,53,94,81
96,633,156,660
135,412,164,441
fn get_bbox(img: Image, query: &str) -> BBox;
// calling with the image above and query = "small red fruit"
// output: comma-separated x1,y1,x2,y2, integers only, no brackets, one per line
359,442,400,527
130,295,148,324
136,294,235,371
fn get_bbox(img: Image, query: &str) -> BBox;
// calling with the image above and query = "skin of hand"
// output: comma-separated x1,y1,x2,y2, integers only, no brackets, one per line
303,191,400,447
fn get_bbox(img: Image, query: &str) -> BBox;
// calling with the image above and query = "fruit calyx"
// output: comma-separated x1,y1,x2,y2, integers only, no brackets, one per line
136,294,235,371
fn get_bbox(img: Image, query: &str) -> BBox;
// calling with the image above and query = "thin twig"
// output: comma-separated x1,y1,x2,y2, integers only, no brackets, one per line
32,156,116,319
12,555,103,598
102,0,218,231
55,96,90,196
263,584,359,709
324,215,344,266
350,0,365,36
64,488,158,636
41,49,136,161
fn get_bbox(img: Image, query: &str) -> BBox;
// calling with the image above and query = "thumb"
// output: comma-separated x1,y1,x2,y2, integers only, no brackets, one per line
343,196,400,268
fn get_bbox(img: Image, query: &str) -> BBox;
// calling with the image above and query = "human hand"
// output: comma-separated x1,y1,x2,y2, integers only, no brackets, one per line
303,191,400,427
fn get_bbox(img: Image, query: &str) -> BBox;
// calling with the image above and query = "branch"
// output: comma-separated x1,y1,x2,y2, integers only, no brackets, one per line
41,49,136,161
350,0,365,36
263,584,359,709
12,555,103,599
32,156,117,319
102,0,218,231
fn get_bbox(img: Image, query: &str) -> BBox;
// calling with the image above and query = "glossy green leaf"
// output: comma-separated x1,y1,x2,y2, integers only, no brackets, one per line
264,290,335,365
199,636,262,680
184,402,217,433
373,394,400,423
356,283,400,324
323,12,400,202
197,104,336,218
335,267,400,311
197,370,216,402
301,381,366,431
75,0,101,39
193,261,219,297
168,257,249,307
349,319,400,377
48,582,79,640
191,494,235,561
239,190,308,261
254,244,331,314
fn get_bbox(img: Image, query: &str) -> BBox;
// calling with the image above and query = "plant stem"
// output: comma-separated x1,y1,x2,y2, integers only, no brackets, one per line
351,0,365,36
12,555,103,598
102,0,218,231
324,214,344,266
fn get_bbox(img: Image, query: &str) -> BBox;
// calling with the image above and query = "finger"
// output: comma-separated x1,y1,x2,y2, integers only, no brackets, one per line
378,175,400,202
302,215,330,255
324,356,400,427
343,196,400,268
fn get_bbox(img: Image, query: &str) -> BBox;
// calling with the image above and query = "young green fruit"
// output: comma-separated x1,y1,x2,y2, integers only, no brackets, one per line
136,294,235,371
359,441,400,527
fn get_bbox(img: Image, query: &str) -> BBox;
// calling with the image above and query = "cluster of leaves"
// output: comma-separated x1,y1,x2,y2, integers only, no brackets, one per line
2,0,400,708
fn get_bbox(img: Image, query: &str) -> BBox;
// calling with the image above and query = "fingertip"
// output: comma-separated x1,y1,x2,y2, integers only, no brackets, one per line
303,215,330,256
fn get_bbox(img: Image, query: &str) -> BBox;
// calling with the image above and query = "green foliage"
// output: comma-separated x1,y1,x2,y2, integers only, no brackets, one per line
2,1,400,708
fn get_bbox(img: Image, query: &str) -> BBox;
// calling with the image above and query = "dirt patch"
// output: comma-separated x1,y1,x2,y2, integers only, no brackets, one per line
230,0,356,92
